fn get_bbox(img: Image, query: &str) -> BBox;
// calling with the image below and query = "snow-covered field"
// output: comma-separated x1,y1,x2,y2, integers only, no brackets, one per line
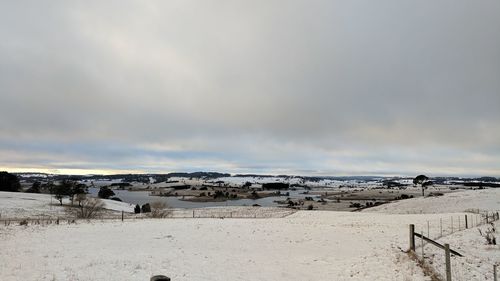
1,211,435,281
365,188,500,214
0,191,135,219
0,188,498,281
419,221,499,281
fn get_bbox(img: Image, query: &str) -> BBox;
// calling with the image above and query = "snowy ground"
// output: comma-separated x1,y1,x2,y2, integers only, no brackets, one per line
365,188,500,214
1,211,435,281
416,221,499,281
0,188,498,281
0,191,135,219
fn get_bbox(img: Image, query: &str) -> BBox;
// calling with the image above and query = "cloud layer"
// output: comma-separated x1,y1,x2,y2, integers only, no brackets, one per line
1,1,499,176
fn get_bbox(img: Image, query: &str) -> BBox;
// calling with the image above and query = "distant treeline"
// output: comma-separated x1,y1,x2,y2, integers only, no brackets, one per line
15,172,231,184
453,182,500,188
12,172,499,185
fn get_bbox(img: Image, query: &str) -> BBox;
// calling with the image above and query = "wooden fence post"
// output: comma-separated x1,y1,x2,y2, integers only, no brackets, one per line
493,264,497,281
121,211,124,222
465,215,468,229
440,218,443,237
421,231,424,258
409,224,415,251
445,243,452,281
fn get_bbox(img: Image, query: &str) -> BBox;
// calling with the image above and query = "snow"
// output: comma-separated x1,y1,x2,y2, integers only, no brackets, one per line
1,211,432,281
0,192,135,219
364,188,500,214
417,221,499,281
0,188,498,280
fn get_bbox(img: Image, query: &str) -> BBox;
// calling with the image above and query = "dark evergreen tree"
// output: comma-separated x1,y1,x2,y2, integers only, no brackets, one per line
141,203,151,213
0,171,21,192
53,184,71,205
413,175,430,197
97,186,115,199
26,181,41,193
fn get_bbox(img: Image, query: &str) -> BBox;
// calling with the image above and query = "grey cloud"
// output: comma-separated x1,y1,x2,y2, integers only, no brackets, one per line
0,1,499,176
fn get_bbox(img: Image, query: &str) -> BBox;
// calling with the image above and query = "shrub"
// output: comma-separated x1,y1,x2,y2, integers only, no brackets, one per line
141,203,151,213
349,202,361,208
307,204,314,210
479,223,497,245
66,198,104,219
150,201,170,218
134,204,141,214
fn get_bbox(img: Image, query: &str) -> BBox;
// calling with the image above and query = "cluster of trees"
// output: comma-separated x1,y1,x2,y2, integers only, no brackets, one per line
97,186,115,199
51,180,88,205
0,171,21,192
262,182,289,190
133,202,170,218
212,190,237,199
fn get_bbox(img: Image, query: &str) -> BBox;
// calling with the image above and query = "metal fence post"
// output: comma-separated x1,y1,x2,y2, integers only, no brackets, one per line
445,243,452,281
409,224,415,251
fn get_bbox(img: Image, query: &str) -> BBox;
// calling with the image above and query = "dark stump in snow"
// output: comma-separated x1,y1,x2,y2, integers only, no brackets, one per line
150,275,170,281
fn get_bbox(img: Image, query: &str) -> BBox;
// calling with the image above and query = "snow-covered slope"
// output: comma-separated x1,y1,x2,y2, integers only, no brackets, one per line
0,191,134,219
1,189,498,281
0,211,437,281
364,188,500,214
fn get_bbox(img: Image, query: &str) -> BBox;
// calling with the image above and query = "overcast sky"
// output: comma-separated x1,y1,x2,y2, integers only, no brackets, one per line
1,1,499,176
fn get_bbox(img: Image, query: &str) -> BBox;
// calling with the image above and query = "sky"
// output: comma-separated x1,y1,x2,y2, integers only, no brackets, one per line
1,1,499,177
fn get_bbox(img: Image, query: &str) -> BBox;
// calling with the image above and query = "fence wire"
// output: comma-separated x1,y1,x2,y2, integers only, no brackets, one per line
412,210,499,281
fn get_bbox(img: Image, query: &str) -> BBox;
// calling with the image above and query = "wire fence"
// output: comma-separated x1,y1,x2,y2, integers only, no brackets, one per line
410,210,499,281
0,207,297,227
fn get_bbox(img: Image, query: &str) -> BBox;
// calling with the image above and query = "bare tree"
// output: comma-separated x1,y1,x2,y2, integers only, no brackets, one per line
75,193,87,207
150,201,171,218
66,198,104,219
478,223,497,245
